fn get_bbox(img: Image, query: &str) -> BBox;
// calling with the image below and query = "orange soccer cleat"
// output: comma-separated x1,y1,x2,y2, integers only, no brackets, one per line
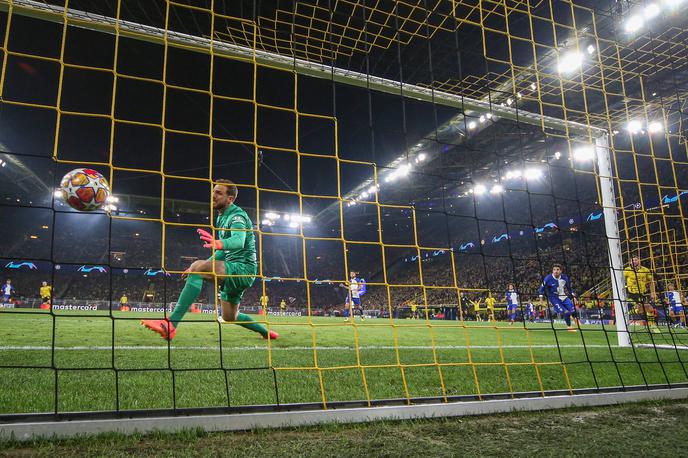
263,330,279,340
141,319,176,341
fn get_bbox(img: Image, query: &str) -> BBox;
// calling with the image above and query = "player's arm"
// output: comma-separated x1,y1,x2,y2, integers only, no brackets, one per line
648,271,657,301
198,216,249,252
538,279,546,303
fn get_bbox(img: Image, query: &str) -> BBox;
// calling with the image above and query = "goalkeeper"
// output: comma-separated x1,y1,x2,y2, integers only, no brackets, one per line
142,179,278,341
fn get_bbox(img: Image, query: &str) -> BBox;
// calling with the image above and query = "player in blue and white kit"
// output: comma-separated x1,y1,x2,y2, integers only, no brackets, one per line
505,283,519,325
525,301,536,322
538,264,578,332
2,279,15,303
342,271,366,321
665,283,685,329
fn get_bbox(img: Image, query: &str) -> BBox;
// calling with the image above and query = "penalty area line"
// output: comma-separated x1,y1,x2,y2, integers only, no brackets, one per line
0,344,619,351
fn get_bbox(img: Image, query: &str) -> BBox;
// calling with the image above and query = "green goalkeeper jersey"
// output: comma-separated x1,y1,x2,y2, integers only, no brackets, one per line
213,204,257,266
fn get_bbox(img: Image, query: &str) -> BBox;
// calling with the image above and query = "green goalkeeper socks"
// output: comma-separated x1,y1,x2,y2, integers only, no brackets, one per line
169,274,204,327
235,312,268,337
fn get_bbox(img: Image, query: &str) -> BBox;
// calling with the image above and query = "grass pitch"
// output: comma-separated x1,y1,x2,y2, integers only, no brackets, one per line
3,400,687,457
1,310,688,414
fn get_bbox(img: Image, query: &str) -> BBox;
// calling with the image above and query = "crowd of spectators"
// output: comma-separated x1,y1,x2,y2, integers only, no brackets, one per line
3,210,685,320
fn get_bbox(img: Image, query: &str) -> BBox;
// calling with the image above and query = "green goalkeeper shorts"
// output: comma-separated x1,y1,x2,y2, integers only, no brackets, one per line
220,262,257,304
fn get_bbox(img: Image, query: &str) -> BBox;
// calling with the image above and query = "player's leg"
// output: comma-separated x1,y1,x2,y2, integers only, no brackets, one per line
142,258,224,340
642,299,659,332
169,258,225,326
561,298,576,330
344,296,353,321
221,263,278,339
680,309,687,328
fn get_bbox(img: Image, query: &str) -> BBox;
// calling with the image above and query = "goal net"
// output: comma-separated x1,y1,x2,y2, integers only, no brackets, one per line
1,0,687,419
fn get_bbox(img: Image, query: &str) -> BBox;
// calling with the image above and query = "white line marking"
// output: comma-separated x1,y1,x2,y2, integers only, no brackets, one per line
0,344,619,351
635,343,688,351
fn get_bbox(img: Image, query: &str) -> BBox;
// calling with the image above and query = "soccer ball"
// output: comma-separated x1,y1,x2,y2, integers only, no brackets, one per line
60,168,111,211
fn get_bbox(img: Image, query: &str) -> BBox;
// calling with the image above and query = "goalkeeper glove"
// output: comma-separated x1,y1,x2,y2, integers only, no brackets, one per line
197,228,223,250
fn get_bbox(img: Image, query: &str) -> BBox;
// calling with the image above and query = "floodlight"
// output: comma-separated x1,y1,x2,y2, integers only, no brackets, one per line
557,51,584,73
644,4,660,19
473,184,487,195
625,15,644,33
524,168,542,180
648,121,664,134
626,120,642,134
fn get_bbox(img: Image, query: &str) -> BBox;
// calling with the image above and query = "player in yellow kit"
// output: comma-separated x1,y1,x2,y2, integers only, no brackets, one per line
623,255,659,333
485,293,496,322
39,281,51,305
409,302,418,319
471,298,482,321
260,293,269,314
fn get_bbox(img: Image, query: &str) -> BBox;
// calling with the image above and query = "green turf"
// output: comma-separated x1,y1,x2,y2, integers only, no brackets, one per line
2,400,688,457
1,309,688,414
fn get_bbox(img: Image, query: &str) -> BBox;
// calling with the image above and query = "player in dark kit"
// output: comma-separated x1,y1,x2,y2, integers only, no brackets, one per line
141,179,278,341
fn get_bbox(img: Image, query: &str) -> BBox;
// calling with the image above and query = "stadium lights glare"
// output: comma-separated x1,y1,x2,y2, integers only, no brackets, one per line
486,113,493,119
490,184,504,194
504,170,523,180
626,120,643,134
557,51,584,74
106,195,119,203
644,3,661,18
54,190,62,197
359,192,369,199
467,121,477,130
586,44,595,55
530,83,536,90
417,153,426,162
573,146,595,162
524,168,542,180
264,212,280,220
479,115,486,123
283,214,290,221
506,98,513,106
648,121,664,134
473,184,487,195
261,219,273,226
368,185,377,194
624,15,644,33
291,214,312,223
554,151,562,160
398,163,412,176
288,222,299,228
